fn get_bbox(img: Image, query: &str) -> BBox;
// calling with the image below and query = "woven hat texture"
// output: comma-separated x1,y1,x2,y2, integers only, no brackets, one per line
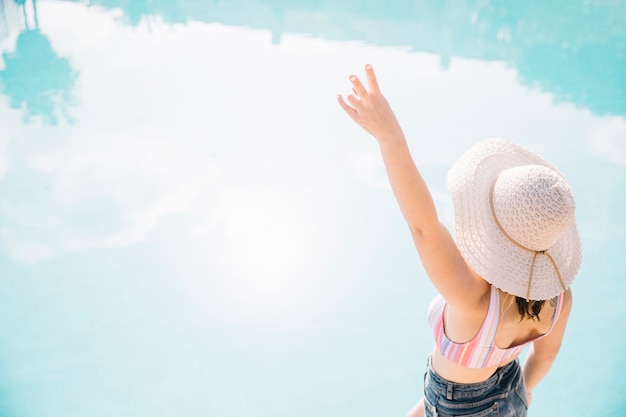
446,139,582,300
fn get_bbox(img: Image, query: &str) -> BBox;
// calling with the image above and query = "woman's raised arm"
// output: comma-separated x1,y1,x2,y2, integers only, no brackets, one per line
337,65,486,306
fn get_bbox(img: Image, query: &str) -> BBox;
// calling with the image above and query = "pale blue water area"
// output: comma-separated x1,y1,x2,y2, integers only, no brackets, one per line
0,1,625,416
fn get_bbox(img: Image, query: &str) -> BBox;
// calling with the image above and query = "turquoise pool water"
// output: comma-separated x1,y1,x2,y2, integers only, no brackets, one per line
0,1,625,416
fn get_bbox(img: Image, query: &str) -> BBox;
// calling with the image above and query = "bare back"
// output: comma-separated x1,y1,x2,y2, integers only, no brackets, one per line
431,287,564,383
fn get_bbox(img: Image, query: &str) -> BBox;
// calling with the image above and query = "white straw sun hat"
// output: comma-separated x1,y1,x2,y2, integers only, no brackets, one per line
446,139,582,301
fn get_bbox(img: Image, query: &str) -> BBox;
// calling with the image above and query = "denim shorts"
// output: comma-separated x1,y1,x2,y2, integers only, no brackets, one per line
423,358,528,417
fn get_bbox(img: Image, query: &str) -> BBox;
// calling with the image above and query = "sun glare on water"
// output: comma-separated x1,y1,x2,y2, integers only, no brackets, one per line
214,186,320,311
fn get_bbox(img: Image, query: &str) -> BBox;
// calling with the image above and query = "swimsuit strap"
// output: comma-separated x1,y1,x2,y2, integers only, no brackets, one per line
484,284,501,344
541,291,565,337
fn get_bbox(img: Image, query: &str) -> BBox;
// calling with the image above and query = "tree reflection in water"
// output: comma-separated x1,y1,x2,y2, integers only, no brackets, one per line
0,0,77,125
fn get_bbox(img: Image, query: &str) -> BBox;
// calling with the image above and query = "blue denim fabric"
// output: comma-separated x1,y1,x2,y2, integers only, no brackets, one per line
424,358,528,417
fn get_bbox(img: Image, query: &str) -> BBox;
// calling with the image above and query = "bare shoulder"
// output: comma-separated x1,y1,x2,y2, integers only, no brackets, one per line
563,288,573,307
532,288,573,357
553,288,573,319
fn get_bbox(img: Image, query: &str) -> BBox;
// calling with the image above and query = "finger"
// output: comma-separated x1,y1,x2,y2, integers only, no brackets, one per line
337,94,359,121
349,74,368,98
365,64,380,94
345,92,361,109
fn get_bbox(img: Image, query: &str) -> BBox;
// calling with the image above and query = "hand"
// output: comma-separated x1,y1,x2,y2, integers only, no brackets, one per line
337,64,404,143
527,390,533,406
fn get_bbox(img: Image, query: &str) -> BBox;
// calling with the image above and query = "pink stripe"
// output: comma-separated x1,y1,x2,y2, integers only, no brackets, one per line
474,286,499,367
428,286,558,369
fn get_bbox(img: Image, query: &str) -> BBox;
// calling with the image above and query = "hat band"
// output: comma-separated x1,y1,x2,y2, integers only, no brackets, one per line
489,178,567,301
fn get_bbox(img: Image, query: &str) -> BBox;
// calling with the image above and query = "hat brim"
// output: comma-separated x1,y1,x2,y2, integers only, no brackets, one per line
446,139,582,300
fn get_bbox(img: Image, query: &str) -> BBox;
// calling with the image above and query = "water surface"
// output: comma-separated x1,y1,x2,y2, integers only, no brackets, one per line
0,1,625,416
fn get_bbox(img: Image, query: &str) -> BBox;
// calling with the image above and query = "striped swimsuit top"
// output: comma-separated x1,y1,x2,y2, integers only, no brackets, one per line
428,285,564,369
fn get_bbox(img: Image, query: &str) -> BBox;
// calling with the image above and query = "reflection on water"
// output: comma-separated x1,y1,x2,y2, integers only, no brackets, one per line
0,1,7,35
0,1,624,417
0,29,77,124
51,0,626,117
0,0,77,124
1,0,624,121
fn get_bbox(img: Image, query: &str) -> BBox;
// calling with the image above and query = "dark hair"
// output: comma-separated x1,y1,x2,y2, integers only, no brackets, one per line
515,297,545,321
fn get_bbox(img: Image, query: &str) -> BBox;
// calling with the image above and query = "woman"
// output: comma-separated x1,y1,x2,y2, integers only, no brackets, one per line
337,65,581,417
